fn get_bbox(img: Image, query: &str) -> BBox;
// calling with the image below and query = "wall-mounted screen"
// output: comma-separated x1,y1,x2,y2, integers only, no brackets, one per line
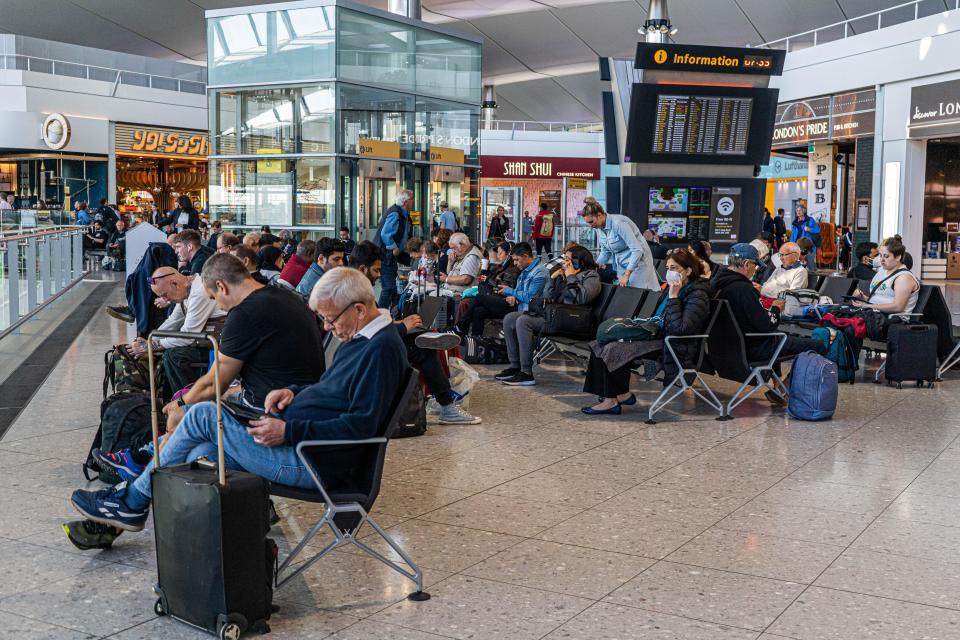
648,187,688,212
648,216,687,239
625,83,779,165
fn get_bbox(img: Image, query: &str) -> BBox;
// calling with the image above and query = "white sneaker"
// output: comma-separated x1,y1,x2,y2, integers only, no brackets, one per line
438,404,482,425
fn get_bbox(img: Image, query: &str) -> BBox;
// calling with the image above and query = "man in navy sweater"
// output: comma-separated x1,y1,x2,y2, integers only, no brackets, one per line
70,267,408,534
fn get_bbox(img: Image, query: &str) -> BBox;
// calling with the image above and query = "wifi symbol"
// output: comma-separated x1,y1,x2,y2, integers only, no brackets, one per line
717,197,735,216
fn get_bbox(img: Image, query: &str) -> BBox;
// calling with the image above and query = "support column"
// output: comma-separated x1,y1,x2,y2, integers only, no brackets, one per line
482,85,497,130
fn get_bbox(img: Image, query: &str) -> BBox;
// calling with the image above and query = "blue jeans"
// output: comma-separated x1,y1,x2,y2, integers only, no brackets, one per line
128,402,313,508
379,254,398,309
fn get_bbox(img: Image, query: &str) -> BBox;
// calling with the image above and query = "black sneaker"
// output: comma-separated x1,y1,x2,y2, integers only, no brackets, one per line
105,305,134,323
495,367,520,381
62,519,122,550
764,390,788,407
502,372,536,386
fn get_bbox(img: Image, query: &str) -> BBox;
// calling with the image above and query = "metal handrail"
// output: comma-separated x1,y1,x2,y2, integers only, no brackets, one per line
2,53,206,95
481,119,603,133
752,0,959,51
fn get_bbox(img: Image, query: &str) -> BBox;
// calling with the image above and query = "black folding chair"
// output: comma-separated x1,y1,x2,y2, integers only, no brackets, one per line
646,300,724,423
271,369,430,601
533,283,615,365
818,276,858,302
706,300,791,418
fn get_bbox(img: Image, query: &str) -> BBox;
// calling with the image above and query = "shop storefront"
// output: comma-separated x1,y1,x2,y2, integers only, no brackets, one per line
766,89,876,239
114,124,209,215
205,1,482,237
478,155,601,251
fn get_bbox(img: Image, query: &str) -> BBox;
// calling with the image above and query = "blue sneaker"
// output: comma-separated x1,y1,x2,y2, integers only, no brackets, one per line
92,448,147,482
71,482,149,532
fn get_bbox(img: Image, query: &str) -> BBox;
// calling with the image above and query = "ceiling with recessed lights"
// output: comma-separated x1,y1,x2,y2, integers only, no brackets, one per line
0,0,951,122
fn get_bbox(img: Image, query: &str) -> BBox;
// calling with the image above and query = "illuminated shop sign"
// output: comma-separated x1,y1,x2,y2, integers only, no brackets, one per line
115,123,209,157
480,156,601,180
635,43,785,75
910,79,960,136
771,90,875,147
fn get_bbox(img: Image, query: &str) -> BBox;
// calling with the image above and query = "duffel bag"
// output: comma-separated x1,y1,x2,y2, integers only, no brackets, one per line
541,303,594,339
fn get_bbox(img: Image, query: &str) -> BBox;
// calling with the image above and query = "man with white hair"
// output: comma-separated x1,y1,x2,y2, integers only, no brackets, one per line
69,265,407,535
441,232,484,296
374,189,414,308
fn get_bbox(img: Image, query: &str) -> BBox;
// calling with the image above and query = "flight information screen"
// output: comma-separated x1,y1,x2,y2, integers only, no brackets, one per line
625,83,778,166
651,94,753,156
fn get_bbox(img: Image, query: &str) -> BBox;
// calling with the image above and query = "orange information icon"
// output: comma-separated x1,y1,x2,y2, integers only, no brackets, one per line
654,49,668,64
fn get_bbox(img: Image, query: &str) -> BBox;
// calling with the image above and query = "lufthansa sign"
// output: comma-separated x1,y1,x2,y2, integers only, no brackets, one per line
635,42,785,76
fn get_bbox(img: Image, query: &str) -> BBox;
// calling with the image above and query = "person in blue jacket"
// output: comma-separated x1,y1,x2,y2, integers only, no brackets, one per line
373,189,413,309
580,197,659,290
790,208,820,273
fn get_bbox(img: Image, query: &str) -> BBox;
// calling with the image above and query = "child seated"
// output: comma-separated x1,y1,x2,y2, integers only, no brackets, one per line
398,241,440,311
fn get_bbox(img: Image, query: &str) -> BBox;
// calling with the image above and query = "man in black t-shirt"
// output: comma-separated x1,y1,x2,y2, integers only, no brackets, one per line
161,253,324,428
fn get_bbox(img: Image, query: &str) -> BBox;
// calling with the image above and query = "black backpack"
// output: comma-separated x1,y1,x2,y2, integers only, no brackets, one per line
392,382,426,439
83,391,155,483
461,335,509,365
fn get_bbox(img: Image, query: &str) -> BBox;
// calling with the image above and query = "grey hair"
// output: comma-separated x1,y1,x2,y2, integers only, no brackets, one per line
201,253,251,291
726,254,751,269
309,266,376,312
449,232,470,247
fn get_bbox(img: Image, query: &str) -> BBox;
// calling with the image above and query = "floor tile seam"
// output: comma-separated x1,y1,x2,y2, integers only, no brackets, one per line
717,491,895,518
827,543,960,566
534,520,715,560
595,593,785,634
98,617,170,639
706,520,871,547
0,606,105,638
412,510,587,539
385,532,530,576
756,411,960,636
0,423,100,446
331,617,458,640
782,583,960,615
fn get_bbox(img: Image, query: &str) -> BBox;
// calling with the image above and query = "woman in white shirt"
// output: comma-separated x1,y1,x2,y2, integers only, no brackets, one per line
852,235,919,315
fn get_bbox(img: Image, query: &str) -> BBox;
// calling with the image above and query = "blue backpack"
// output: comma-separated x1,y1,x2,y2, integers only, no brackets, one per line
812,326,856,383
788,351,838,421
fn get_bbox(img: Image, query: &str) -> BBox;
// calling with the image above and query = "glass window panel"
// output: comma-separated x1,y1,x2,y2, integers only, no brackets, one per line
212,90,239,155
242,88,296,153
300,85,335,153
415,29,481,103
208,8,334,86
338,84,414,157
295,158,335,227
417,96,480,162
209,159,293,228
337,9,414,92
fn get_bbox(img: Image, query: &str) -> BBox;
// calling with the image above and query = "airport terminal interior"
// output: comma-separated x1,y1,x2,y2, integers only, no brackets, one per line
3,0,960,639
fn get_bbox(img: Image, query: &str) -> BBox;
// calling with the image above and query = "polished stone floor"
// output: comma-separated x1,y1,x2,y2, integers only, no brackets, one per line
2,289,960,639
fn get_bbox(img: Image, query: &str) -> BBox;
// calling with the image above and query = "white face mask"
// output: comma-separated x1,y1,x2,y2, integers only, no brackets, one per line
872,255,882,269
771,253,783,269
665,270,683,285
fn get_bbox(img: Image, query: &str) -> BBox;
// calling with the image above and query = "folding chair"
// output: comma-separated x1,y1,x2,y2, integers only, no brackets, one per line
646,300,724,423
271,369,430,601
707,301,791,418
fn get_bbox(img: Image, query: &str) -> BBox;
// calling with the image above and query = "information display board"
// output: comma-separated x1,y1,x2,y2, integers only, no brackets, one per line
635,43,786,76
625,84,779,165
708,187,742,242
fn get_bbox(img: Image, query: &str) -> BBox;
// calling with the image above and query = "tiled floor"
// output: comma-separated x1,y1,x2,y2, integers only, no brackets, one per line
2,289,960,639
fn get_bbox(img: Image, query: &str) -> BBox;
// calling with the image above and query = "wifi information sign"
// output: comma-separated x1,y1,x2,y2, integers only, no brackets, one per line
709,187,742,242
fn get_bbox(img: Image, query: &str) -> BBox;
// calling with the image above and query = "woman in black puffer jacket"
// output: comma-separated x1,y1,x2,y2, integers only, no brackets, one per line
582,248,713,415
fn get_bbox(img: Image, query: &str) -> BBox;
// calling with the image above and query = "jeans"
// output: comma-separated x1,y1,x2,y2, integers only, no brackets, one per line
162,346,209,395
128,402,313,508
503,311,544,374
807,247,818,273
379,254,399,309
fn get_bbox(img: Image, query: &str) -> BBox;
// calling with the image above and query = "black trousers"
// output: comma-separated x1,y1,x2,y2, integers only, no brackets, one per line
535,237,552,256
582,352,632,398
162,346,209,396
457,294,514,335
404,336,453,406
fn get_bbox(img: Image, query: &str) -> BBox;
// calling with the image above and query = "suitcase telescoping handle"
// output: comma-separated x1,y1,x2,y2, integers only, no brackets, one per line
147,330,226,487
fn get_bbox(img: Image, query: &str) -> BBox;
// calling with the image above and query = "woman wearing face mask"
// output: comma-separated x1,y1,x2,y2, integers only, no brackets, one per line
852,235,919,316
581,248,713,415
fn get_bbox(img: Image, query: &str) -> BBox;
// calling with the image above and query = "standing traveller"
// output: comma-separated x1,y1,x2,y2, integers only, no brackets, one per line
532,203,555,257
438,201,458,231
373,189,413,309
338,227,356,256
580,197,659,290
164,195,201,233
773,208,787,249
521,211,534,244
762,208,775,237
791,208,821,274
487,206,511,244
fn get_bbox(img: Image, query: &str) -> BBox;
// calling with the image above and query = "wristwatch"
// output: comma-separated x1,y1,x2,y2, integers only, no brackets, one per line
177,397,186,408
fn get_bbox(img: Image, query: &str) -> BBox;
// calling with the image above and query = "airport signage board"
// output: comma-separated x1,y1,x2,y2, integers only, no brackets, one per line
635,42,786,75
771,90,875,147
910,79,960,136
480,156,600,180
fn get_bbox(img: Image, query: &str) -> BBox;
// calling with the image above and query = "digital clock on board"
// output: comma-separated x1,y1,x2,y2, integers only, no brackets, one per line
743,55,773,69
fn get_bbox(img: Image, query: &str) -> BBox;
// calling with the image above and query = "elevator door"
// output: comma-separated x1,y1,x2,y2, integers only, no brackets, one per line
357,159,399,242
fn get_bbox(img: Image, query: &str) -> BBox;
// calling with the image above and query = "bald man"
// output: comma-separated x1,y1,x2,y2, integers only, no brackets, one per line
127,266,227,392
760,241,809,301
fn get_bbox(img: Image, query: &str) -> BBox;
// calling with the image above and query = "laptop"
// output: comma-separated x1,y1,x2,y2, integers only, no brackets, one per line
407,295,445,334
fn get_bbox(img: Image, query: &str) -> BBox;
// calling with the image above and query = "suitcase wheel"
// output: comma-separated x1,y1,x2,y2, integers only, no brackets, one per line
218,623,241,640
153,598,165,617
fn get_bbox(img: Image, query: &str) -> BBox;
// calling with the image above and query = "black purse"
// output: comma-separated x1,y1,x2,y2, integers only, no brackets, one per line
542,303,595,339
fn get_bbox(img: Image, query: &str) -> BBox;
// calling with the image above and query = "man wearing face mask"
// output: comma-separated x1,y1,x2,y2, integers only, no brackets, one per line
373,189,414,309
759,242,809,302
847,241,879,283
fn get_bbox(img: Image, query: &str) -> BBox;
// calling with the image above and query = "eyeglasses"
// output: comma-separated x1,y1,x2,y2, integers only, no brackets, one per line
319,300,363,327
777,251,798,258
147,272,176,285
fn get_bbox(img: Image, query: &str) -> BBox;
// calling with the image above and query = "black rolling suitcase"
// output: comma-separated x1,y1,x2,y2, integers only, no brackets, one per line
147,331,277,639
885,323,938,388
